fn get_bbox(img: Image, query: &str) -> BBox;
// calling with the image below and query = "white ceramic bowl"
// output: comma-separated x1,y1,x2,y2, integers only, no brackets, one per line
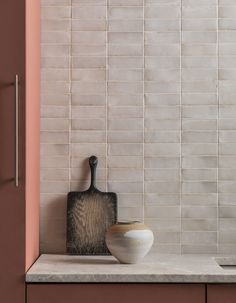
105,221,154,264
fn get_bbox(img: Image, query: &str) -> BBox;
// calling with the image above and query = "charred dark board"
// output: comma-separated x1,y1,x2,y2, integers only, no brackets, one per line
67,156,117,255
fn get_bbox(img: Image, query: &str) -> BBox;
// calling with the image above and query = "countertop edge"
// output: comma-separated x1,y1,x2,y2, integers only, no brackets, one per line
26,254,236,284
26,274,236,284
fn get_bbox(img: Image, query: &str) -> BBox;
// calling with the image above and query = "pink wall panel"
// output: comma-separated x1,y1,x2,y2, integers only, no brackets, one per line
25,0,40,271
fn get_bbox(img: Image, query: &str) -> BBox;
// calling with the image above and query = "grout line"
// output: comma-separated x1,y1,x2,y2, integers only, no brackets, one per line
106,0,108,192
69,0,72,192
180,0,183,255
142,0,145,223
216,0,220,254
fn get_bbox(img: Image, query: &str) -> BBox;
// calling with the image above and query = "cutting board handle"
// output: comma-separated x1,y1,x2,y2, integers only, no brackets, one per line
89,156,98,191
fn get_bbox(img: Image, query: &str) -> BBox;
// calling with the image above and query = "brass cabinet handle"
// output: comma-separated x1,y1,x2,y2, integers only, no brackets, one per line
15,75,19,187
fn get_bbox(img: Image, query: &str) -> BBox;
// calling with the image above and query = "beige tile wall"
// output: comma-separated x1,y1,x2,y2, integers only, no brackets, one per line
40,0,236,254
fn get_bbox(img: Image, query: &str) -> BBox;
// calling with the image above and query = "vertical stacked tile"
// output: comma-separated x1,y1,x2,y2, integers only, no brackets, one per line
71,0,107,193
40,0,71,252
107,0,144,221
219,0,236,254
144,0,181,253
181,0,218,253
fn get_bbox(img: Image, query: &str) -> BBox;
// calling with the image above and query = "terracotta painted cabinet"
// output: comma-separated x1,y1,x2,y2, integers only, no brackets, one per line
208,285,236,303
0,1,40,302
27,284,206,303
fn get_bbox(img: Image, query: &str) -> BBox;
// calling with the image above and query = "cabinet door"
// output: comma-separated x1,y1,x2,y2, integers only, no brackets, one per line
0,1,26,302
27,284,205,303
208,284,236,303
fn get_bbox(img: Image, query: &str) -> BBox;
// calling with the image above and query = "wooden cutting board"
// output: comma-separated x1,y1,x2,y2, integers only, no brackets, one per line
67,156,117,255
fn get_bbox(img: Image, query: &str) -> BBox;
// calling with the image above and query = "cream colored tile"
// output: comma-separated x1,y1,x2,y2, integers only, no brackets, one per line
182,131,217,143
182,206,217,220
145,143,180,156
108,181,143,193
42,0,70,4
109,106,143,117
182,31,217,43
72,6,106,19
109,32,143,44
109,44,143,56
72,0,106,3
41,144,69,156
109,169,143,182
109,7,143,20
182,6,217,18
41,168,69,181
182,182,217,194
145,106,180,119
72,106,106,118
145,82,180,94
42,6,71,19
41,132,69,144
72,143,106,156
145,57,180,69
72,19,106,31
109,56,143,68
182,93,217,105
182,144,217,156
72,82,106,94
145,44,180,56
72,69,106,81
71,131,106,143
145,6,180,19
182,169,217,181
108,82,143,95
182,44,217,56
182,194,217,206
182,120,217,131
145,206,180,218
145,157,180,169
108,95,143,106
108,69,143,82
41,31,70,44
72,118,106,130
219,6,236,18
145,131,180,143
42,19,70,31
41,156,69,168
108,118,143,130
72,45,106,56
145,194,180,206
108,156,143,168
182,232,217,245
109,0,143,5
182,219,217,231
41,105,69,118
145,94,180,106
108,143,142,156
72,95,106,106
145,19,180,31
42,57,70,69
72,31,106,45
41,118,69,131
146,119,181,130
145,169,180,181
145,32,180,44
109,20,143,32
182,19,216,31
145,69,180,82
182,156,217,168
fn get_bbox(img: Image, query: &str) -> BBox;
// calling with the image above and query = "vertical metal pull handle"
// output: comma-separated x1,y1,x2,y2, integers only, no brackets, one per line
15,75,19,187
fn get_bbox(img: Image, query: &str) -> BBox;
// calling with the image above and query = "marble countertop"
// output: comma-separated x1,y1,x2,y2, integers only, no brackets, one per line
26,254,236,283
